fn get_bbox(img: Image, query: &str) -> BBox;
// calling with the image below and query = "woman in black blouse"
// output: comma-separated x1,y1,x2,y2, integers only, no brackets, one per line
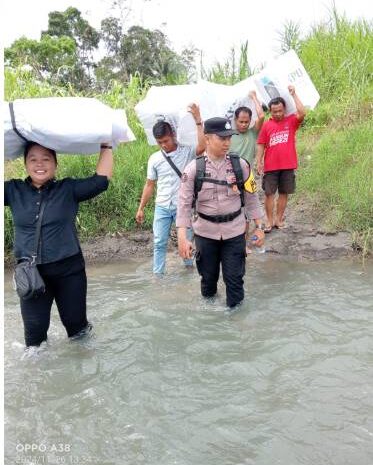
5,141,113,347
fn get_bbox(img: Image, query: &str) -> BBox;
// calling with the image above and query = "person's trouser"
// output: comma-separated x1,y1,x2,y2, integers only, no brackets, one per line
153,204,193,274
20,253,89,347
194,233,246,308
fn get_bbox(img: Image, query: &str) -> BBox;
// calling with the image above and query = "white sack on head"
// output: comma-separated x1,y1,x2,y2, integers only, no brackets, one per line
135,80,238,146
228,77,259,128
4,97,136,160
135,84,202,146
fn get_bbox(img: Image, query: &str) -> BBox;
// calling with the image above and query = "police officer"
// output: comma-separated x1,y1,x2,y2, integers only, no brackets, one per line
176,117,265,308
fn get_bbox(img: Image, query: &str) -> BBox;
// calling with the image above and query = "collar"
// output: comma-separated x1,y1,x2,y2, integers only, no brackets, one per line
162,144,179,157
25,177,57,191
205,153,229,164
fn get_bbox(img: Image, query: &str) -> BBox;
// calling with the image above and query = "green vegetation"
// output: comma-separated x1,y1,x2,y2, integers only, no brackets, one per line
4,6,195,91
294,11,373,256
296,122,373,254
4,7,373,258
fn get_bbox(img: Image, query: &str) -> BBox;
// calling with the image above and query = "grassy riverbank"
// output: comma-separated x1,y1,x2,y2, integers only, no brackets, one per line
4,13,373,257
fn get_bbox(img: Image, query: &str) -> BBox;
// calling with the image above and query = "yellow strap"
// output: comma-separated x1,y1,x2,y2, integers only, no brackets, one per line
244,170,257,193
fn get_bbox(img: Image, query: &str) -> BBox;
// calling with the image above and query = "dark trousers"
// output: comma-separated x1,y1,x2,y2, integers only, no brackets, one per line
20,253,89,347
194,233,246,308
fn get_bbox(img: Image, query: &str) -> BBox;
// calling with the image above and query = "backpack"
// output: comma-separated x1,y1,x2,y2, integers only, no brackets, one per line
192,153,247,210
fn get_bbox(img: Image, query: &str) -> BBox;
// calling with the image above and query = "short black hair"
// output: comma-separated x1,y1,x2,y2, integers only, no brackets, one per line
152,121,174,139
234,106,252,119
23,141,57,164
268,97,286,110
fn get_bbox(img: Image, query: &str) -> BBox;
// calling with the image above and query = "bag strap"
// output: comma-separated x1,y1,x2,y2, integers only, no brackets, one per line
9,102,29,142
228,153,245,207
31,199,48,263
192,155,206,210
161,150,182,178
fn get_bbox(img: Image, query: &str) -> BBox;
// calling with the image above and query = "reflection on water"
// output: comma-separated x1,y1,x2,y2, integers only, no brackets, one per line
4,253,373,465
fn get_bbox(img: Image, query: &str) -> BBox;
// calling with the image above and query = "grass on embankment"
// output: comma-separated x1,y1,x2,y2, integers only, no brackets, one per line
295,119,373,255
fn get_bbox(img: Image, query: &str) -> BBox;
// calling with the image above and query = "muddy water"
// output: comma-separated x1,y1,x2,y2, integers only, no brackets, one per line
4,254,373,465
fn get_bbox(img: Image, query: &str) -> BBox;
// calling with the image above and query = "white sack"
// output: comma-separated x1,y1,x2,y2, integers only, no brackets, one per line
199,78,259,130
135,84,203,146
254,49,320,114
4,97,136,160
135,79,263,146
135,50,319,146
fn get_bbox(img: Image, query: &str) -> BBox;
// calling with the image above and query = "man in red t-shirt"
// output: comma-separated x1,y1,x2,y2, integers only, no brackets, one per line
256,85,306,232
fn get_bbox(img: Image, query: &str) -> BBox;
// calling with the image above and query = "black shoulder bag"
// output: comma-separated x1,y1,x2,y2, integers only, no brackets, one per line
13,199,47,300
161,150,182,178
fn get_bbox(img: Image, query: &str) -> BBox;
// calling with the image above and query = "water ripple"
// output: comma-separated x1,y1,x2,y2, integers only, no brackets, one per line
4,259,373,465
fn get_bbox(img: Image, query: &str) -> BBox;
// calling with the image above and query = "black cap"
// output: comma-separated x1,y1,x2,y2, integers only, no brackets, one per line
203,117,238,136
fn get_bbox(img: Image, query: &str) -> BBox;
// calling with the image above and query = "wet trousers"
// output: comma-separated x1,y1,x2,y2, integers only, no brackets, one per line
20,252,89,347
194,233,246,308
153,204,193,274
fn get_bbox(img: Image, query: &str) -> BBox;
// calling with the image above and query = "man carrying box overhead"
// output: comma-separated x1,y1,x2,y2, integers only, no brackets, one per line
256,85,306,232
136,103,205,275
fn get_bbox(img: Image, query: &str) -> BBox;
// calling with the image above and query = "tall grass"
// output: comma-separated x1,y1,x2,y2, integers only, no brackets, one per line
296,121,373,254
299,12,373,109
201,41,255,84
4,67,74,99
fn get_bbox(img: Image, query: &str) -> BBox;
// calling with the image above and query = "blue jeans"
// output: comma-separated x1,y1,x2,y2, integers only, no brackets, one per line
153,204,193,274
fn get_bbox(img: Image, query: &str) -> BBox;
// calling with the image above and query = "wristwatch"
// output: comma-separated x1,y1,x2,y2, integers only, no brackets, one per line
254,224,265,231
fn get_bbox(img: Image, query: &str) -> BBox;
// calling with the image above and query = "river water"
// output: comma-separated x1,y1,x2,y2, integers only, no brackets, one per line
4,254,373,465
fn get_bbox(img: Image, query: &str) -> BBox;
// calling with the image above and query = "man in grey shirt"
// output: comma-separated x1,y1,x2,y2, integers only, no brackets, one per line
136,104,205,274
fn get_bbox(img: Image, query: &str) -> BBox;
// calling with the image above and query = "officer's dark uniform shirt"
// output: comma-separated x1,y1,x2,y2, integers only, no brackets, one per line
4,174,109,264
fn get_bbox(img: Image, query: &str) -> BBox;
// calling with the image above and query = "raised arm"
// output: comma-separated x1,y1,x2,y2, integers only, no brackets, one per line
188,103,206,155
249,90,265,131
96,143,114,179
288,85,306,122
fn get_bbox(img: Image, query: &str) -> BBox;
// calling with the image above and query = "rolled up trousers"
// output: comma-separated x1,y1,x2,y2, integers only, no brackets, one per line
194,233,246,308
20,252,89,347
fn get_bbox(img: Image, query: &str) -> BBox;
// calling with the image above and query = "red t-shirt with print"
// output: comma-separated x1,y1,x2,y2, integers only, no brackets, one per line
257,114,301,172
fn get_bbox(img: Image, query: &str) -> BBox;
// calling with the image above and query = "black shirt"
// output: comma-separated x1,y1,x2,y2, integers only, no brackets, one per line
4,174,109,264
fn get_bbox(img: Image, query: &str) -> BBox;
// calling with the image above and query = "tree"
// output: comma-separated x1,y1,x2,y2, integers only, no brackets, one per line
6,6,192,91
100,17,123,55
43,7,100,60
42,6,100,87
5,35,77,83
97,24,188,85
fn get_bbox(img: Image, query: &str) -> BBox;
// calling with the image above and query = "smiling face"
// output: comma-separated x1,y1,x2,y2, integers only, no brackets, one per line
25,145,57,188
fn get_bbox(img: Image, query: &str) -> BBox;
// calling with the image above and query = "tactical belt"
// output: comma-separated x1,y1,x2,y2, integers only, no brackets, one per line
197,208,242,223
